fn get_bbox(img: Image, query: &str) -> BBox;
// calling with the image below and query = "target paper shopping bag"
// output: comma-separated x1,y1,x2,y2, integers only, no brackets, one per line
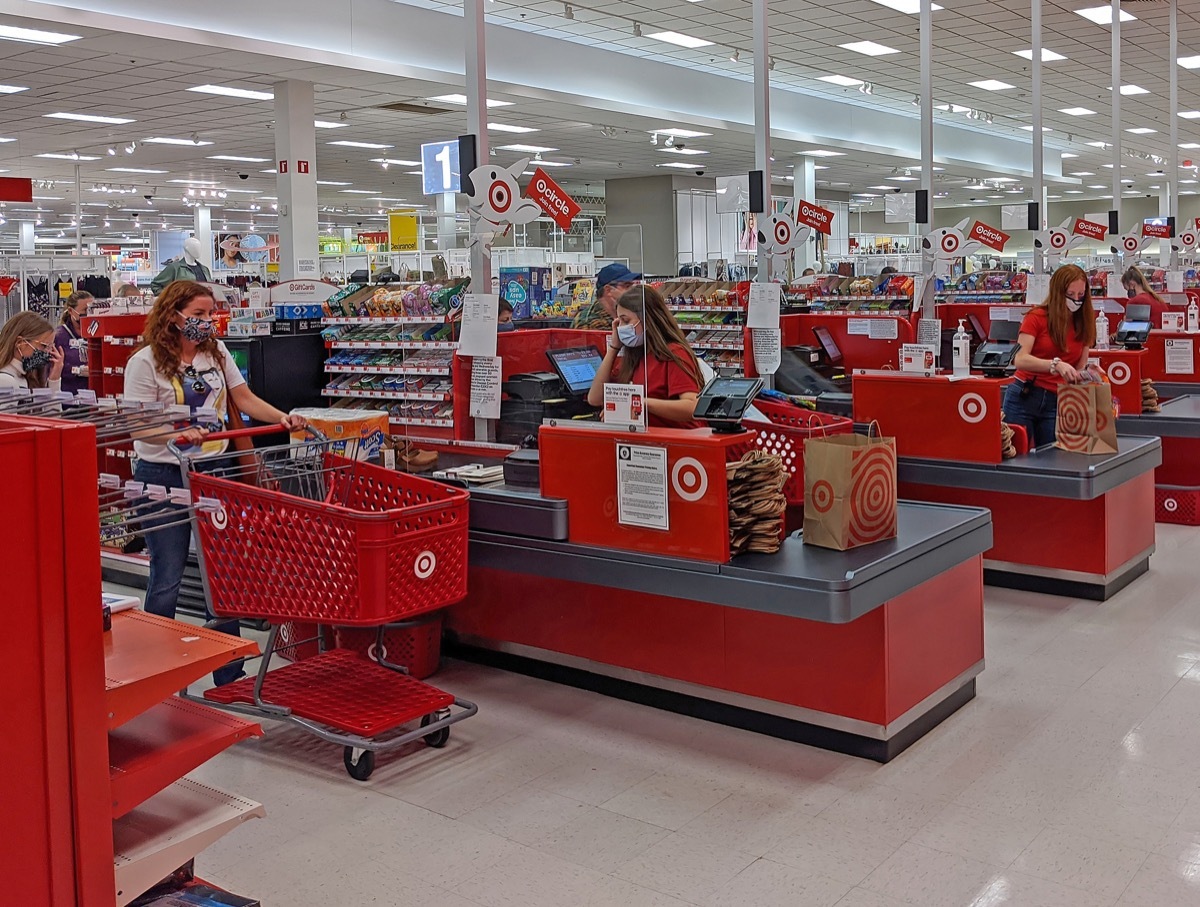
1055,384,1118,455
802,433,898,551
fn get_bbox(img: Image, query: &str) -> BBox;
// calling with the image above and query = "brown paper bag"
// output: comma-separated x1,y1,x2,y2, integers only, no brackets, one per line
802,433,898,550
1055,383,1118,455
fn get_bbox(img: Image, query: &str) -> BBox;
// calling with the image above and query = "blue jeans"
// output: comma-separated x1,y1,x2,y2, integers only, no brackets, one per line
1002,382,1058,449
133,459,244,686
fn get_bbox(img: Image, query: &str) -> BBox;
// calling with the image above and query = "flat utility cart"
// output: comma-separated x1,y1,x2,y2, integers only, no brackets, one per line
173,425,477,780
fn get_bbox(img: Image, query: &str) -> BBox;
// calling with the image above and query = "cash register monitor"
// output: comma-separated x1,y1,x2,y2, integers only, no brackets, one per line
545,346,604,397
811,326,844,366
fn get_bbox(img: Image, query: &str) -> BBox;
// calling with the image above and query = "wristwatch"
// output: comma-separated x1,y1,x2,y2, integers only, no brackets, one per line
1049,357,1061,375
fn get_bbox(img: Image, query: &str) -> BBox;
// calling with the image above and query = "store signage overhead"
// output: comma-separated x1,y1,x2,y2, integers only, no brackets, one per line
925,218,982,261
525,167,580,230
1142,222,1173,240
794,199,835,235
968,221,1010,252
1072,218,1107,242
464,157,542,259
0,177,32,202
421,140,462,195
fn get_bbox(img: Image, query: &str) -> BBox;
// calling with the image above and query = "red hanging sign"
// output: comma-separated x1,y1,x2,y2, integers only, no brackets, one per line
1142,222,1173,239
525,167,580,230
795,199,835,235
1072,218,1107,241
968,220,1010,252
0,177,32,203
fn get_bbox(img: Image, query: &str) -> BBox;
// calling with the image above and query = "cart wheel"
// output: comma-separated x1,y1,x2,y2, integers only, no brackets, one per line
421,713,450,748
343,746,375,781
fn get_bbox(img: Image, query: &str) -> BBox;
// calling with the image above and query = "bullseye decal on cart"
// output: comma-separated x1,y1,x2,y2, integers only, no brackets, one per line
848,447,897,546
414,549,437,580
810,479,835,514
671,457,709,502
367,642,388,663
1108,362,1131,385
958,393,988,424
1165,498,1179,512
209,505,228,530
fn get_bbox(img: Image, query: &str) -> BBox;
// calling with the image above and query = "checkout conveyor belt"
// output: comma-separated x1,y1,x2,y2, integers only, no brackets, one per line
1118,395,1200,437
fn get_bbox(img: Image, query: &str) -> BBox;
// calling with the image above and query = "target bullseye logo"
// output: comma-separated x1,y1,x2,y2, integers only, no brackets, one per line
367,642,389,663
671,457,709,502
848,447,897,546
958,393,988,424
1181,231,1198,249
810,479,835,514
488,179,512,215
1122,235,1141,254
1165,498,1179,512
1050,231,1068,250
210,506,228,531
414,549,437,580
774,221,792,246
941,232,960,255
1108,362,1131,385
1057,390,1091,450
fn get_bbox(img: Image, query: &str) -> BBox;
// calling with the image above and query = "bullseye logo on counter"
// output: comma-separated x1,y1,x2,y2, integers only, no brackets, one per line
968,221,1010,252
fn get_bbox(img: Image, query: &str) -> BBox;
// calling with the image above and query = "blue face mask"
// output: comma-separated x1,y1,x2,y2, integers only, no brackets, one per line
497,322,516,333
617,323,643,348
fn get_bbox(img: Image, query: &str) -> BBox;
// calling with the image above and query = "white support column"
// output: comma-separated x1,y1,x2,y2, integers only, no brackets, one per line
193,205,213,272
752,0,771,282
464,0,490,293
1112,0,1122,222
1170,0,1180,268
1032,0,1045,272
273,79,320,279
74,164,82,256
19,221,34,255
920,0,934,268
794,157,816,272
437,192,456,254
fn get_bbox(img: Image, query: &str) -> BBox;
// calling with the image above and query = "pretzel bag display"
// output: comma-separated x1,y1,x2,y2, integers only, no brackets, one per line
1054,383,1118,455
802,433,897,551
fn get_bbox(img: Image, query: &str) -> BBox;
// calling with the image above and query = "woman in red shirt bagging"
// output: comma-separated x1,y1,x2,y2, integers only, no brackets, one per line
588,285,703,428
1002,263,1097,448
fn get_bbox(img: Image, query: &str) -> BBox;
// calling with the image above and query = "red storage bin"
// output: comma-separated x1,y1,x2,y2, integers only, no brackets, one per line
745,399,855,506
334,613,443,679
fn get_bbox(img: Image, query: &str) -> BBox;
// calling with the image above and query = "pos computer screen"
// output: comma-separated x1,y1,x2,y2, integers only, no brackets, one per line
545,346,604,396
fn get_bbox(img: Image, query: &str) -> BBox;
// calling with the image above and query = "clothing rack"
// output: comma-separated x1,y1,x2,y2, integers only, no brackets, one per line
0,254,112,322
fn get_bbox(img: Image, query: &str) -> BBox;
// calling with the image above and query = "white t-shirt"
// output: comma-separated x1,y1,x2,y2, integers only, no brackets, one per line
0,359,61,393
123,341,247,464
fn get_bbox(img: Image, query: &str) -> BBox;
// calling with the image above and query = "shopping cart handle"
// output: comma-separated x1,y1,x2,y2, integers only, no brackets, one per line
192,424,325,443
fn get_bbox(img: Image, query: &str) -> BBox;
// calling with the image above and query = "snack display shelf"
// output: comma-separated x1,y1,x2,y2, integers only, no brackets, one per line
390,416,455,429
329,340,459,350
322,388,452,402
693,340,745,350
935,291,1026,298
324,316,448,325
113,778,265,907
324,363,452,376
675,322,743,332
669,304,744,313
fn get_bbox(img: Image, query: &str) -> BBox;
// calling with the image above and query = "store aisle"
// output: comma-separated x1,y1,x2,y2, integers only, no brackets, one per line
185,523,1200,907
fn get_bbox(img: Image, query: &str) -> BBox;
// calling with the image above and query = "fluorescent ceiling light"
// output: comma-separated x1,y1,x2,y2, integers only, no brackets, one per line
1020,126,1052,132
1065,190,1084,194
798,149,846,157
864,0,942,12
107,167,168,174
1108,85,1150,95
427,94,514,107
1180,111,1200,119
488,123,538,133
854,193,881,198
31,196,63,200
840,40,899,56
1071,171,1096,176
1074,6,1135,25
0,24,80,45
340,189,380,194
497,144,557,153
1180,143,1200,150
189,84,273,101
653,128,712,138
44,112,135,124
36,152,101,161
818,75,863,87
1060,107,1096,116
534,161,572,167
167,179,219,185
145,137,214,146
908,166,945,172
935,104,972,113
208,155,271,162
261,169,277,174
0,85,26,94
1014,48,1067,62
371,158,421,166
887,175,920,181
1061,152,1079,158
1180,57,1200,70
1126,127,1157,135
813,165,830,170
658,161,705,169
223,188,260,194
868,186,896,190
658,147,709,155
970,79,1014,91
1086,141,1110,148
316,180,352,186
314,120,348,129
646,31,714,49
328,140,393,149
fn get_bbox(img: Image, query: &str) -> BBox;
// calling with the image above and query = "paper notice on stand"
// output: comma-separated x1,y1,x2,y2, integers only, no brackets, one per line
847,318,871,336
1168,271,1186,293
868,319,899,340
989,307,1010,323
616,443,669,531
912,274,934,315
1166,338,1195,374
747,282,782,329
1027,273,1050,303
917,318,942,349
900,343,937,372
458,293,499,357
751,328,782,375
468,356,502,419
603,383,646,429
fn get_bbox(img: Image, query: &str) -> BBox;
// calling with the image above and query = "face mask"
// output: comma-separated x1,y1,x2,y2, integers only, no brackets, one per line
617,323,643,348
21,349,52,372
497,322,516,333
1066,297,1084,313
179,316,215,343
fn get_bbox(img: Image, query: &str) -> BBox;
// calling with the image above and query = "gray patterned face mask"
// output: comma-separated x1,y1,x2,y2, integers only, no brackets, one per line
21,349,52,372
179,316,216,343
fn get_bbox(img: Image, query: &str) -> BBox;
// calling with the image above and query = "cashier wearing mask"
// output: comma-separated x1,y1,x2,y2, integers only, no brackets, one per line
1002,264,1096,448
588,285,703,429
1122,266,1169,328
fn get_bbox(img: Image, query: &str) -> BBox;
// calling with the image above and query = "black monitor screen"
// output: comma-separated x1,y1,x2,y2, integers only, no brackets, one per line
1120,321,1151,334
1126,303,1151,322
546,346,604,395
812,326,843,364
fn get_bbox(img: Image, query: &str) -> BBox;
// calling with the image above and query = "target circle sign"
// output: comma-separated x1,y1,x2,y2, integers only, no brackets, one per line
671,457,709,502
414,550,437,580
774,220,792,247
1108,362,1131,385
941,232,960,254
1122,236,1141,253
1050,231,1068,250
958,393,988,424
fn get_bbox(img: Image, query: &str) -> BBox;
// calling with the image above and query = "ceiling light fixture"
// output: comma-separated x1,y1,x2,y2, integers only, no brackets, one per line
729,49,740,63
314,120,349,129
497,143,558,153
328,140,394,149
1075,6,1135,25
563,3,573,19
489,123,539,134
768,57,776,71
1015,48,1067,62
1108,85,1150,95
840,40,899,56
36,152,101,161
646,31,713,49
44,112,135,125
188,84,274,101
970,79,1015,91
427,94,514,107
633,22,642,37
819,75,863,87
0,25,80,45
144,136,213,146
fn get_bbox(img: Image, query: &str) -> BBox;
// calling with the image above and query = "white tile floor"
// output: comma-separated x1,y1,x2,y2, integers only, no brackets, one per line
173,522,1200,906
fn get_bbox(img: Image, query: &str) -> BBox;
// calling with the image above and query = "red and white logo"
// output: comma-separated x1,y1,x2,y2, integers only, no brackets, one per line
525,167,581,230
671,457,709,502
279,160,288,174
1072,218,1107,241
795,199,835,235
958,393,988,424
297,160,309,174
1108,362,1132,385
969,221,1010,252
1142,222,1172,240
414,549,437,580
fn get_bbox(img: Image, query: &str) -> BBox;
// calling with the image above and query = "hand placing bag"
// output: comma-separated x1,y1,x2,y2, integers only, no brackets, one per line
802,432,898,551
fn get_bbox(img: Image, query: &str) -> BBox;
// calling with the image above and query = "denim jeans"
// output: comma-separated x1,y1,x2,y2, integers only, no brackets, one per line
1002,381,1059,450
133,459,244,686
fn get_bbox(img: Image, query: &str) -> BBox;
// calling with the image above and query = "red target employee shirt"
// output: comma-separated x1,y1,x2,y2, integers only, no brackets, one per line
1014,306,1086,392
628,343,703,429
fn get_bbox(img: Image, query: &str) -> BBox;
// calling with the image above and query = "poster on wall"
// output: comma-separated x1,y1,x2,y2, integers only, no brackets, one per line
214,232,279,271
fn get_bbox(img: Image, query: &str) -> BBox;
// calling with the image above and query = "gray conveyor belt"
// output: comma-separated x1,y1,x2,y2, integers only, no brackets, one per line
898,435,1162,500
1119,395,1200,438
1151,382,1200,402
469,501,992,624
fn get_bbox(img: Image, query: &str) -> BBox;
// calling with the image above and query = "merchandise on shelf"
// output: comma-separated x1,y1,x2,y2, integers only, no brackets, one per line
653,278,748,374
499,266,552,319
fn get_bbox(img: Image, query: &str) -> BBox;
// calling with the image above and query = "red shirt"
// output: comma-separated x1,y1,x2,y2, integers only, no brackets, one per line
1015,306,1087,391
1127,292,1169,329
628,343,702,429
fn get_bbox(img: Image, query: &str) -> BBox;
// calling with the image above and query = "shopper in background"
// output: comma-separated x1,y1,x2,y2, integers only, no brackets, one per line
497,297,515,332
124,280,306,684
587,285,703,429
116,283,143,299
54,291,93,395
0,311,64,391
572,263,642,330
1122,266,1169,327
1003,264,1096,448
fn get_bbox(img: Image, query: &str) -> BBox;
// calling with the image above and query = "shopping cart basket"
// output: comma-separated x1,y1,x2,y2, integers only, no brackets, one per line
171,425,477,780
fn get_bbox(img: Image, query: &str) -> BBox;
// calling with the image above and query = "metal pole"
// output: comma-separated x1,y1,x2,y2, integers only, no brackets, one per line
1170,0,1180,269
920,0,933,270
464,0,490,294
752,0,771,281
74,163,82,255
1032,0,1045,273
1112,0,1122,223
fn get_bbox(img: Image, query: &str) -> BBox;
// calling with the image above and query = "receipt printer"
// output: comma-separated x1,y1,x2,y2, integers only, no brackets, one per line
502,372,564,401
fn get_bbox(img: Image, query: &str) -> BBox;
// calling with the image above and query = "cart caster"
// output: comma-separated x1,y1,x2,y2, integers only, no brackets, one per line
421,712,451,748
343,746,375,781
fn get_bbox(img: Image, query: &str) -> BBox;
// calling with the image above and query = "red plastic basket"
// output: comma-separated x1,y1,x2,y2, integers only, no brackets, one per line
745,399,854,506
1155,485,1200,525
334,613,443,680
189,454,469,625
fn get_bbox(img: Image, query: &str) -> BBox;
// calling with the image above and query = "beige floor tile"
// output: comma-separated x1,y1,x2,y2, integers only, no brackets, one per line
601,771,734,830
534,804,671,873
1011,827,1149,901
614,832,758,903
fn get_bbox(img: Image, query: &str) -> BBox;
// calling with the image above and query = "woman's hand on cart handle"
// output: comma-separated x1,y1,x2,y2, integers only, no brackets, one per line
176,426,209,447
280,413,308,432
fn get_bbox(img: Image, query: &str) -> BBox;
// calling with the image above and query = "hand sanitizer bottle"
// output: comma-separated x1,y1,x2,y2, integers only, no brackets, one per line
1188,296,1199,334
1096,308,1110,350
952,319,971,377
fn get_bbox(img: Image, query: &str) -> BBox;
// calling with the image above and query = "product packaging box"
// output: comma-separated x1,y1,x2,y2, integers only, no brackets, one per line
291,407,390,460
500,267,552,319
225,320,272,337
274,303,326,320
270,318,323,335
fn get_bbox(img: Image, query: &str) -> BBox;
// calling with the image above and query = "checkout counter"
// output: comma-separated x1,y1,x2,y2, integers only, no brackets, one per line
1118,395,1200,525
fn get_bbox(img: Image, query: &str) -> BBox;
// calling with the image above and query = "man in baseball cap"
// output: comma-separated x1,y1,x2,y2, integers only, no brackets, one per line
572,262,643,330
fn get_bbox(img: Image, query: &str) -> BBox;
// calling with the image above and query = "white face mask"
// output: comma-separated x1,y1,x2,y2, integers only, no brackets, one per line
617,323,643,348
1066,297,1084,313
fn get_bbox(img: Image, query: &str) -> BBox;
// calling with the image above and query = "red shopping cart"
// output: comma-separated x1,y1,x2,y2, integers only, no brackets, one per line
172,425,476,780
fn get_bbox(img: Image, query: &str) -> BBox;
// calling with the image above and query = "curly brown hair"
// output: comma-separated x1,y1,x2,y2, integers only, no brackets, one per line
140,280,222,377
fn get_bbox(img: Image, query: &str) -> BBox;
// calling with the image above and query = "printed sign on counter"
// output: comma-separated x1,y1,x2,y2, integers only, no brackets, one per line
468,356,502,419
603,383,646,430
989,307,1011,323
616,443,669,531
917,318,942,350
847,319,871,336
868,319,899,340
1166,338,1195,374
1167,271,1185,293
750,328,782,375
458,293,499,358
900,343,937,372
1027,273,1051,303
1163,312,1186,333
746,282,782,329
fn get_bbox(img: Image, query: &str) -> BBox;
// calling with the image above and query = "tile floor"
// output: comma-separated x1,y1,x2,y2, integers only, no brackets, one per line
175,522,1200,906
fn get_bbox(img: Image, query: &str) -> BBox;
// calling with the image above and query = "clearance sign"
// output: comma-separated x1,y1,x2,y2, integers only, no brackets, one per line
388,209,419,252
